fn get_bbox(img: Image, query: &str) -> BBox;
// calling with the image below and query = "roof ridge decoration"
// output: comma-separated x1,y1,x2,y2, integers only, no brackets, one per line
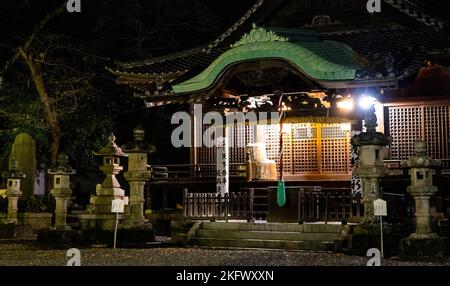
384,0,445,30
230,23,289,48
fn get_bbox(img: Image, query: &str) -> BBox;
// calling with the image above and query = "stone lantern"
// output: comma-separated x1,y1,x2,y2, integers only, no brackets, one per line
48,153,75,230
91,133,128,214
5,158,25,224
122,126,155,228
351,105,391,223
399,140,446,258
402,140,440,239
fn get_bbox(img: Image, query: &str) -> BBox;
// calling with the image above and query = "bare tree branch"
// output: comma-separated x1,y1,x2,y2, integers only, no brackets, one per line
3,1,66,74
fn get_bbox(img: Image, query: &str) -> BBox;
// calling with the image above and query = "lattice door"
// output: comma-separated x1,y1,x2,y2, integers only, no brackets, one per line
229,125,254,173
292,124,318,173
424,105,450,159
388,105,450,160
388,106,423,160
265,124,293,174
320,125,351,174
265,123,350,175
196,124,217,175
195,124,254,174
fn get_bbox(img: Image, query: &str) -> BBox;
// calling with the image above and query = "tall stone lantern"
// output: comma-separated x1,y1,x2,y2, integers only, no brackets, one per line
91,133,128,214
401,140,440,239
5,158,25,224
351,106,391,223
48,153,75,230
122,126,155,228
399,140,447,258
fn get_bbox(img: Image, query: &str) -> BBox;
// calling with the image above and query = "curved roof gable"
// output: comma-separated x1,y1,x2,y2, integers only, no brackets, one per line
172,25,358,94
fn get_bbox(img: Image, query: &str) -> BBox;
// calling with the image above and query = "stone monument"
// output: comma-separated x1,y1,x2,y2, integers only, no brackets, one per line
9,133,36,198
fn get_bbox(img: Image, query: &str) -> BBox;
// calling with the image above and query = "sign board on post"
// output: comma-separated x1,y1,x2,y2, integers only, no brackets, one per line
111,199,125,213
374,199,387,216
111,199,125,249
374,198,387,260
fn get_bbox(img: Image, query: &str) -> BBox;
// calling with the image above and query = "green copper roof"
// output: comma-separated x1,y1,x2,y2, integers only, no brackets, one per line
172,40,358,94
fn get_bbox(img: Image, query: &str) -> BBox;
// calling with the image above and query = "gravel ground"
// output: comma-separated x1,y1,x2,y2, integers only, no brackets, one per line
0,243,449,266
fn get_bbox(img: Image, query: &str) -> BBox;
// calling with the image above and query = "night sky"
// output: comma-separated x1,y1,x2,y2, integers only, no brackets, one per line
0,0,252,62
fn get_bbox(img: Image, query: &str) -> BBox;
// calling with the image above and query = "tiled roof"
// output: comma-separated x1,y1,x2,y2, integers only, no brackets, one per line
384,0,446,30
324,27,450,80
108,0,450,99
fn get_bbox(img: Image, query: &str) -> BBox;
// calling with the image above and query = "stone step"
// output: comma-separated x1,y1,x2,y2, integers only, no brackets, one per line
191,237,335,251
196,229,339,241
201,222,342,233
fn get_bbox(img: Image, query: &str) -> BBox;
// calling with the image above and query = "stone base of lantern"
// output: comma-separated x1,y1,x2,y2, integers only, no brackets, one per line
115,226,155,247
122,218,151,230
78,213,123,232
80,225,155,248
90,187,125,214
36,229,84,249
0,223,34,240
400,236,448,260
349,222,409,258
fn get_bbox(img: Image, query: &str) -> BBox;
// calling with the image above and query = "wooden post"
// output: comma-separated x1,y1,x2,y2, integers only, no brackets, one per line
225,193,229,222
249,188,254,222
246,152,252,182
298,187,304,224
325,191,329,224
183,188,188,217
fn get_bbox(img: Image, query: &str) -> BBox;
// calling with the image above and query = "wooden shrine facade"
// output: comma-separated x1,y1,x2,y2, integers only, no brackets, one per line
196,122,352,180
108,1,450,220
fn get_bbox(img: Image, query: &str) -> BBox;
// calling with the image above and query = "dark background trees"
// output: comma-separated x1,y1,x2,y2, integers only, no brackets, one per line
0,0,252,171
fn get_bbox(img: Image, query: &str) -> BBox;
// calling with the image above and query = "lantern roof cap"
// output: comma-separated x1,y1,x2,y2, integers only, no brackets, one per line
94,133,128,157
48,152,76,175
122,126,156,154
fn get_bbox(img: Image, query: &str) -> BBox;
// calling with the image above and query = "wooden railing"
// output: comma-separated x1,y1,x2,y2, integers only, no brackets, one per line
149,159,450,182
183,189,254,222
183,187,364,223
150,163,246,181
298,188,363,224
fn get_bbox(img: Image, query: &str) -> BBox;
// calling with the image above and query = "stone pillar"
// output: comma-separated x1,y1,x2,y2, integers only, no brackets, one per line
91,133,128,214
402,140,440,239
48,153,75,230
349,106,396,257
5,158,25,224
122,126,155,229
399,140,447,258
351,106,391,223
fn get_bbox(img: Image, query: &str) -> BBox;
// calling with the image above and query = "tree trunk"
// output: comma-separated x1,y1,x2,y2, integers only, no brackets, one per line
18,47,61,165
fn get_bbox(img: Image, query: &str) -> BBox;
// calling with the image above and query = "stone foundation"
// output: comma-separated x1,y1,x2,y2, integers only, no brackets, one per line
349,222,409,258
400,237,448,260
36,229,84,249
78,213,122,232
0,223,34,240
